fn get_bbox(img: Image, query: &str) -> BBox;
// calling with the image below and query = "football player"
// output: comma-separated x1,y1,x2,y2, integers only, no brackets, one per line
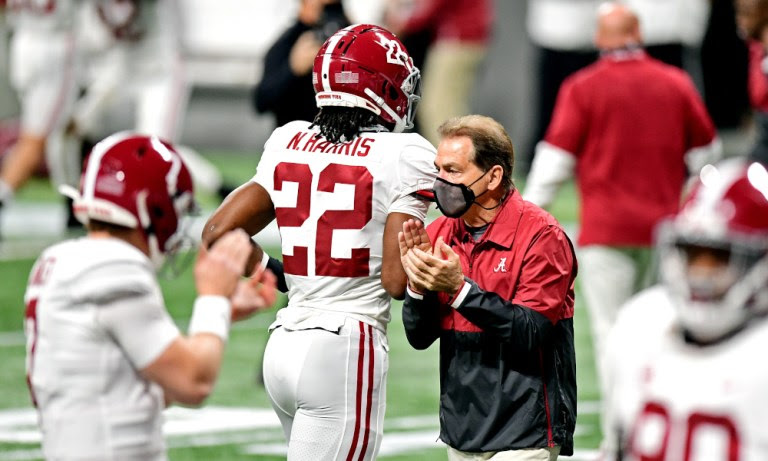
24,132,277,460
67,0,229,197
600,158,768,460
0,0,80,212
202,24,437,460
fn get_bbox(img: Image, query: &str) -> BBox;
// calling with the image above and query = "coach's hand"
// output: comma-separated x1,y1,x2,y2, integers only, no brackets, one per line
402,236,464,296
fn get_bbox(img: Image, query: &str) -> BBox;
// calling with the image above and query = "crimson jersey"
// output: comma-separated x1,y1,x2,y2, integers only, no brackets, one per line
253,121,436,332
602,286,768,460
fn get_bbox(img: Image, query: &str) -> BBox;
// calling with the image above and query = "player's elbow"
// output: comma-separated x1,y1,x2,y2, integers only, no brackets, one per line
382,279,406,300
380,271,406,300
404,331,435,350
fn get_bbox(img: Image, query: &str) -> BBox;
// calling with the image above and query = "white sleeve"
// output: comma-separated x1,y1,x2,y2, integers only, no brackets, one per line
252,126,284,189
77,261,180,370
96,290,180,370
391,142,437,220
522,141,576,208
684,136,723,175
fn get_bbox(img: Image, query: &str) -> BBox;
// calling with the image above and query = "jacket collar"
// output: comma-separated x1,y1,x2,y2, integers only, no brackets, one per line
600,45,646,62
451,189,524,249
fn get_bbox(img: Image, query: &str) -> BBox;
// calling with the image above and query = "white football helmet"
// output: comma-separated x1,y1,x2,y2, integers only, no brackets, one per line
658,158,768,343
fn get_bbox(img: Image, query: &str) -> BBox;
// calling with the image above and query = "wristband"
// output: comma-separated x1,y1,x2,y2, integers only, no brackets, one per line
406,284,424,300
450,279,472,309
188,295,232,342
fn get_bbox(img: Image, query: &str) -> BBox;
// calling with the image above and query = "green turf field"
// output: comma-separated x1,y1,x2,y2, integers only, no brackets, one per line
0,152,598,460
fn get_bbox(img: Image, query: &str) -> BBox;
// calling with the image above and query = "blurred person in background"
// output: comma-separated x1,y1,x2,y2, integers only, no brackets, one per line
525,0,600,174
736,0,768,164
523,2,721,398
25,132,276,460
386,0,492,146
66,0,233,200
623,0,710,69
0,2,21,160
701,0,750,133
202,24,437,459
600,158,768,460
524,0,711,173
253,0,349,129
399,115,577,460
0,0,81,234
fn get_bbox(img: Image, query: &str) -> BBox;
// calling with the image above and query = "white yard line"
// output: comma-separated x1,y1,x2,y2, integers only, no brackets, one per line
0,405,603,460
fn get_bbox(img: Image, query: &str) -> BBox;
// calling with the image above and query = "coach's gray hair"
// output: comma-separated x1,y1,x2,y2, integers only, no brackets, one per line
438,115,515,192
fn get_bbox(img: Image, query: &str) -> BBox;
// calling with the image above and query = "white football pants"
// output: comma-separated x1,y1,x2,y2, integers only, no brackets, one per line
263,317,388,460
578,245,654,398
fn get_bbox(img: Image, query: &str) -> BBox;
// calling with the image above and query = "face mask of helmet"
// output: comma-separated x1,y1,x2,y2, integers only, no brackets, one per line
157,196,200,279
657,159,768,343
661,233,768,343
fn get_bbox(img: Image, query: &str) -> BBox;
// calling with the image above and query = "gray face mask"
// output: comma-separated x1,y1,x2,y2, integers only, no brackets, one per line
432,171,489,218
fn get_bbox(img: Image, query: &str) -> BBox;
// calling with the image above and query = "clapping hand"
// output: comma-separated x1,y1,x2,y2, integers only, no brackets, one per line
401,236,464,296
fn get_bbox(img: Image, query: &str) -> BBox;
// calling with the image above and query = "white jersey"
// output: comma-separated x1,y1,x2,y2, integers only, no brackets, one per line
24,237,180,460
6,0,80,31
602,285,768,461
254,121,437,332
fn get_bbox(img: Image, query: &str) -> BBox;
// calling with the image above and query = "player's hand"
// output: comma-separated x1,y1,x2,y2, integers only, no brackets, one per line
195,229,251,297
399,219,432,293
290,31,322,76
399,219,432,255
402,236,464,295
230,266,278,322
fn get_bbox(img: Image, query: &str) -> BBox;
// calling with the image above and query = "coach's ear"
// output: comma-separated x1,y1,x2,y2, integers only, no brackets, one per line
487,165,504,192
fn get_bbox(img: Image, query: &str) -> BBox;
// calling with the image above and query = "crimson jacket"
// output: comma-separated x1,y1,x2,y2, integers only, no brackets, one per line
402,190,577,454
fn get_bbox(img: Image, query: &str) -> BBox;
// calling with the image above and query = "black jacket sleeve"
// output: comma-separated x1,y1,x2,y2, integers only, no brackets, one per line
253,21,311,114
402,290,441,350
455,278,555,352
266,256,289,293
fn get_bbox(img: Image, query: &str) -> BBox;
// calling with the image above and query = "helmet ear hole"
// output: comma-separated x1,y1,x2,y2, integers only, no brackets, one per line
388,85,398,100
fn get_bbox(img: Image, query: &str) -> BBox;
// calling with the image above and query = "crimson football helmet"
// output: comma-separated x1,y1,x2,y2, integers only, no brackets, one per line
61,132,196,268
658,158,768,342
312,24,421,133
